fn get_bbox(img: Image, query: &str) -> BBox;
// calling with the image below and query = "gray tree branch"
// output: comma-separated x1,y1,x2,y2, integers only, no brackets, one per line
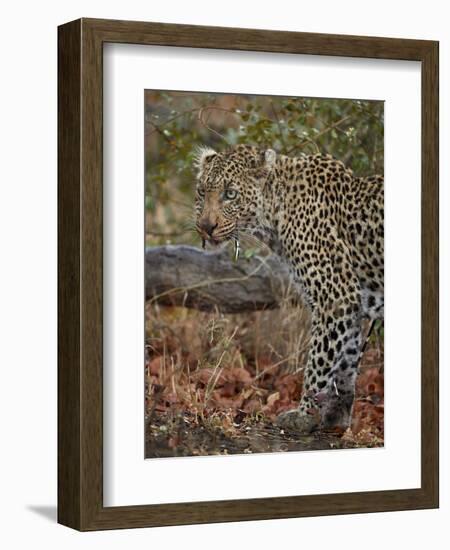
145,245,294,314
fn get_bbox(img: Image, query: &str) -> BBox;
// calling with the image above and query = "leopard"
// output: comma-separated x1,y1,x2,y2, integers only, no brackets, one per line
194,143,384,434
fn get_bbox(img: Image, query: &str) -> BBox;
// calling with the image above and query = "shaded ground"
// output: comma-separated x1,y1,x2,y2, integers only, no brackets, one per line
145,410,381,459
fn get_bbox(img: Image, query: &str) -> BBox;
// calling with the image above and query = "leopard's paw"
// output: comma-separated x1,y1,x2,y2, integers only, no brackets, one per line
276,408,319,434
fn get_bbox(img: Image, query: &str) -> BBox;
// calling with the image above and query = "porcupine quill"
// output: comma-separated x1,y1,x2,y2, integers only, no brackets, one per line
202,236,239,260
233,238,240,262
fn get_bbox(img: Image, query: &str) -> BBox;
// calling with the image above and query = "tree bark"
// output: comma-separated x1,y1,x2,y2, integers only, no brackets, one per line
145,245,294,314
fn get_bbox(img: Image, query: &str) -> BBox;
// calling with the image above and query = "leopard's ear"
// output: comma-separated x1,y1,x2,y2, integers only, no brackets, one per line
264,149,276,169
252,148,276,186
193,146,217,178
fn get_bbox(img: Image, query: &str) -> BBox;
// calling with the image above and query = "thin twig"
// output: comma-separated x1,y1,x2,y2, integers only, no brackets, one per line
198,108,229,143
286,114,352,155
147,260,268,306
145,108,199,136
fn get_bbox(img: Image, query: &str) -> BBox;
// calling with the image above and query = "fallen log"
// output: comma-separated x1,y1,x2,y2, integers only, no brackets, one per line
145,244,293,314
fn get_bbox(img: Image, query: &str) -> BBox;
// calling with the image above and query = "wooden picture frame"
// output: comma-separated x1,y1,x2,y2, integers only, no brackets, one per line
58,18,439,531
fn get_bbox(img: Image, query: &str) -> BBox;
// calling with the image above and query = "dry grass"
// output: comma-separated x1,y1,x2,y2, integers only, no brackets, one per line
145,301,310,414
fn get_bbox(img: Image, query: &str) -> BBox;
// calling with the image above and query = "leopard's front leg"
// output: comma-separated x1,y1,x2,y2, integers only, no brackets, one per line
277,304,362,433
277,248,363,434
314,319,362,431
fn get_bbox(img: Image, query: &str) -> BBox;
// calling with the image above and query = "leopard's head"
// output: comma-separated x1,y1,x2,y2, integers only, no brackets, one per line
194,144,276,245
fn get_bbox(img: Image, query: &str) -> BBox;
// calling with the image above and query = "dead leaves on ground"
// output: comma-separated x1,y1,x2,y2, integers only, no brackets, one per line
146,343,384,457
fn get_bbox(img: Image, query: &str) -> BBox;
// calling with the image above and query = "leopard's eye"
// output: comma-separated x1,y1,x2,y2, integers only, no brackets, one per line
197,187,206,198
224,189,238,200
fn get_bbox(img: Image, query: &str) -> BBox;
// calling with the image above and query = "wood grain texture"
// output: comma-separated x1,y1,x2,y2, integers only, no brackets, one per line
57,18,439,531
420,40,439,507
145,245,293,313
87,17,435,60
79,19,104,529
57,19,82,530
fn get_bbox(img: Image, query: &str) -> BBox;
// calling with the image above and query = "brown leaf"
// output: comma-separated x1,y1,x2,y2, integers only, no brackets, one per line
192,368,226,387
226,367,252,385
148,356,163,376
266,391,280,407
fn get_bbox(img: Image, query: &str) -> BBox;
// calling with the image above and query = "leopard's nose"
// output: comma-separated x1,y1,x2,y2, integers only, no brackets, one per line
198,218,218,237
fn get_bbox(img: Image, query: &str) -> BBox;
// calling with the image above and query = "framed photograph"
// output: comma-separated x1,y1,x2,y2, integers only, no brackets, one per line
58,18,439,530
